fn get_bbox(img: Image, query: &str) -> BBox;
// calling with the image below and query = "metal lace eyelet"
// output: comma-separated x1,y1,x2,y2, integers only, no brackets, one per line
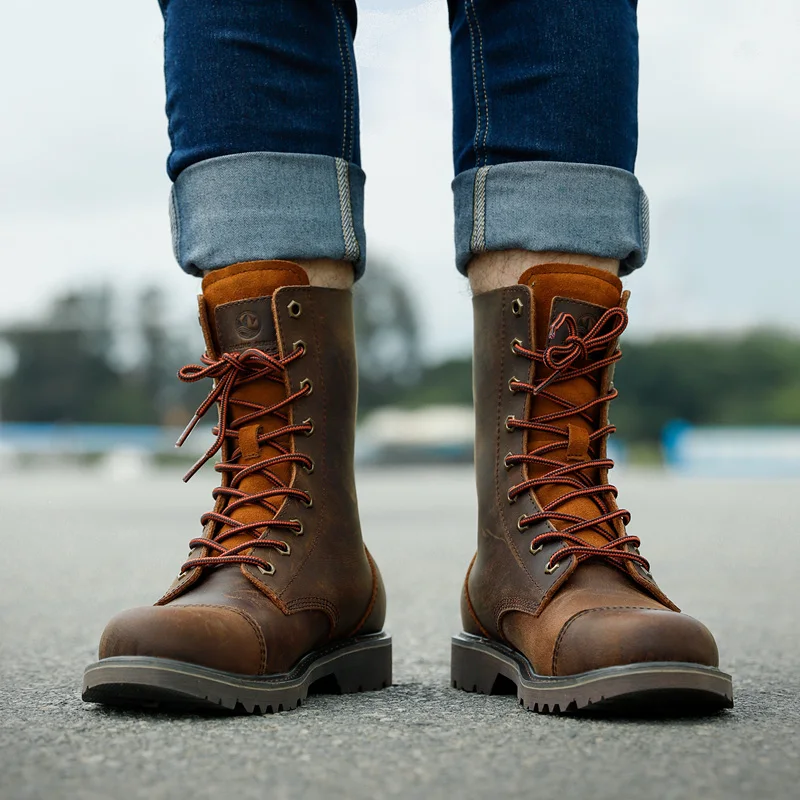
507,488,516,504
517,515,529,532
503,452,514,470
508,376,519,393
300,378,313,396
544,561,561,575
529,543,543,555
290,519,304,536
505,415,515,432
257,562,275,576
303,458,315,474
511,298,523,316
302,417,314,436
302,495,313,509
278,542,291,556
288,300,302,318
510,337,523,355
293,339,307,355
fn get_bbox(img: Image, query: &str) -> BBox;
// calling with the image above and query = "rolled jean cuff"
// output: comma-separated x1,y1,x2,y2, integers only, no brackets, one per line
169,152,366,278
452,162,649,276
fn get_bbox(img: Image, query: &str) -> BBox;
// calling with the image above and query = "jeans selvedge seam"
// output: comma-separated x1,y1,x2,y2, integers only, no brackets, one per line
470,165,490,254
464,0,483,169
335,158,360,263
639,188,650,263
169,186,181,264
469,0,490,165
332,2,351,161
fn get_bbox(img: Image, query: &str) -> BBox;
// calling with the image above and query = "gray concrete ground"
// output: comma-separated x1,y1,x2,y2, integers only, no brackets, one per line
1,464,798,800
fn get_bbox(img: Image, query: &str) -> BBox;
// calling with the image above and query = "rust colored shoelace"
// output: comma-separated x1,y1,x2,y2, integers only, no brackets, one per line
506,307,650,574
174,345,312,575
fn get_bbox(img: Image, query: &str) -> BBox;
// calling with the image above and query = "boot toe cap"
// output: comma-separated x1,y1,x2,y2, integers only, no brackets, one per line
98,604,265,675
553,607,719,676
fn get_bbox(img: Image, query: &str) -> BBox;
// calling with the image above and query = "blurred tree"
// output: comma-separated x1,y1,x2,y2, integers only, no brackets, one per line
0,285,198,425
612,331,800,442
0,286,137,423
397,357,473,408
133,286,205,424
1,326,125,423
353,260,421,413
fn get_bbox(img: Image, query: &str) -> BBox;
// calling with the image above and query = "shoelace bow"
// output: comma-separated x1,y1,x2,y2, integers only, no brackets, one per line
174,345,313,575
506,307,649,575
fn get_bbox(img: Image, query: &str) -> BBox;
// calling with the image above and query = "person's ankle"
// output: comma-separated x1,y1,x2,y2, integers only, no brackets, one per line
295,258,354,289
467,250,620,295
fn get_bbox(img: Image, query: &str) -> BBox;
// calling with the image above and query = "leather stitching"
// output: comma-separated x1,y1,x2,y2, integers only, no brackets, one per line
500,291,545,595
278,289,319,598
279,290,336,627
286,597,339,630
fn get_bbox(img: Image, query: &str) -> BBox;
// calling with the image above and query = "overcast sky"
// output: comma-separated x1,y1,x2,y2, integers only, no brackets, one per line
1,0,798,359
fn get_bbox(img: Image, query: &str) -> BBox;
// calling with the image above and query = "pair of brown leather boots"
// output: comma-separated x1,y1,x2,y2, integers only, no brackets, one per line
82,260,732,715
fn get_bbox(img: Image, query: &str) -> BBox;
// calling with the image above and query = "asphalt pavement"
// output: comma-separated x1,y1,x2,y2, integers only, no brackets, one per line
1,464,798,799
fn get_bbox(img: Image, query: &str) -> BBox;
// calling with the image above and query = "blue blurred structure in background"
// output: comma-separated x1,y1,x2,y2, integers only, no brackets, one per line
663,420,800,477
0,411,629,468
6,417,800,476
0,423,208,457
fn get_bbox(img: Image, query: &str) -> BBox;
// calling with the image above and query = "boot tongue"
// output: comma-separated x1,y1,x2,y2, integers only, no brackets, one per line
518,263,622,346
518,264,623,548
202,260,310,354
200,261,310,551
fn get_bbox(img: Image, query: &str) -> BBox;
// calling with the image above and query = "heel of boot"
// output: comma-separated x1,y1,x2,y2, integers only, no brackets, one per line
328,635,392,694
451,634,519,695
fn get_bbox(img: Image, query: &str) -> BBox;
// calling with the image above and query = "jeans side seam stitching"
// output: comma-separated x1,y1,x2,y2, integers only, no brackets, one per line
340,8,357,163
464,1,482,170
332,2,350,161
469,0,490,166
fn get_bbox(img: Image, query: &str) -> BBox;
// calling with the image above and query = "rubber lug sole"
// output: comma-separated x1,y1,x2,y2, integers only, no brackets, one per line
83,632,391,715
451,632,733,715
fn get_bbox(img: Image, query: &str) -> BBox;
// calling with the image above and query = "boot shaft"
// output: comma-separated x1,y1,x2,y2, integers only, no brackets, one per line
164,262,380,636
468,265,671,639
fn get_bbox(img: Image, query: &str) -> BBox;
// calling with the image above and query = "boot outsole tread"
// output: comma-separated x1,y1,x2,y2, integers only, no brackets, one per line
451,632,733,716
82,632,392,715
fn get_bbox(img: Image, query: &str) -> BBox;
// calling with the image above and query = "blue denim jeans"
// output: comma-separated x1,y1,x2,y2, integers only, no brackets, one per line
161,0,648,279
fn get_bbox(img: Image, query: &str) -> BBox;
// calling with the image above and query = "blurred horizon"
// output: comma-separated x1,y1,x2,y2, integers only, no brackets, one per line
3,271,800,469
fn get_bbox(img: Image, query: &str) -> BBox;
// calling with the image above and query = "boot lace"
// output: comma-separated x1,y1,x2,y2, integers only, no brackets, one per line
173,345,312,575
505,308,649,575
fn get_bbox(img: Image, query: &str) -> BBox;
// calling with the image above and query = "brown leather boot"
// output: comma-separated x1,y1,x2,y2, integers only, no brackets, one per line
452,263,732,714
83,261,390,714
